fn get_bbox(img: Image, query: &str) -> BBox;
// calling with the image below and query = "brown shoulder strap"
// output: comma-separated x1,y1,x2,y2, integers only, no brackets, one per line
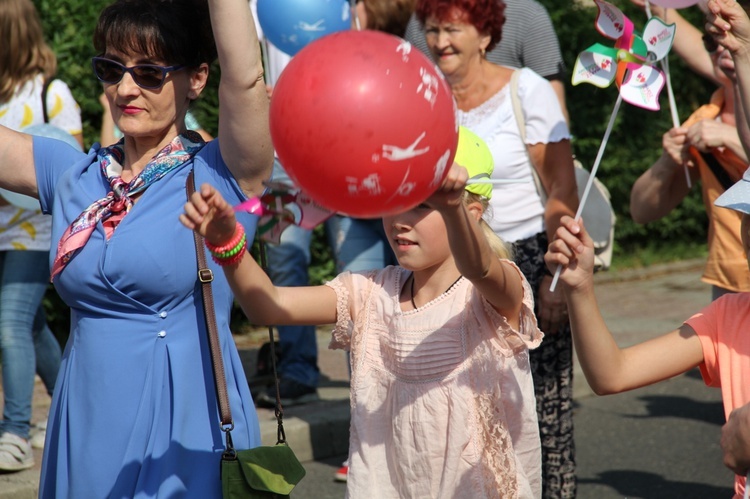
186,171,233,430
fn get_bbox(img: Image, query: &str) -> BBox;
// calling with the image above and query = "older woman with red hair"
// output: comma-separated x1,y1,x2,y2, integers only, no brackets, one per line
415,0,579,497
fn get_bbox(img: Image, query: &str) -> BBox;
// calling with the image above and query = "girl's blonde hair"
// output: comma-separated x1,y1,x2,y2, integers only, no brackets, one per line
465,191,513,260
0,0,57,103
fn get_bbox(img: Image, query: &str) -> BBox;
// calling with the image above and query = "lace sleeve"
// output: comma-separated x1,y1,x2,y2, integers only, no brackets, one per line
478,259,543,354
324,275,353,350
515,269,543,349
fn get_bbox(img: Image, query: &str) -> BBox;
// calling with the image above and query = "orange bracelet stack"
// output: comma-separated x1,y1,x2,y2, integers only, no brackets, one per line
205,221,247,266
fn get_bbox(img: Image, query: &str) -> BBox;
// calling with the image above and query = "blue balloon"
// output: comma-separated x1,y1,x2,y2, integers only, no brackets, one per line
257,0,351,56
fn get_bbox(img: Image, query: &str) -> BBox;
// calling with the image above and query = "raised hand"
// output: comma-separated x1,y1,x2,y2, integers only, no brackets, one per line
721,402,750,476
426,162,469,211
706,0,750,54
180,183,238,246
544,215,596,291
662,126,691,165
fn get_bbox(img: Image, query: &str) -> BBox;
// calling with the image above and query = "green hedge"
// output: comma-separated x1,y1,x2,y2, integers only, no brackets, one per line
33,1,716,333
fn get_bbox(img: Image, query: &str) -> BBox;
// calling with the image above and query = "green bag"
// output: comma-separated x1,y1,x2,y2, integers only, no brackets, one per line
189,217,308,498
221,443,306,498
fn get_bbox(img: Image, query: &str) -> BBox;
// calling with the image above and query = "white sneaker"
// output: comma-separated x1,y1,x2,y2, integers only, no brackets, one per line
30,419,47,450
0,432,34,471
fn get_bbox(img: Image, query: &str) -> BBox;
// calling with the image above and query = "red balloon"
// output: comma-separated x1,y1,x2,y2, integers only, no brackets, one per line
269,30,458,218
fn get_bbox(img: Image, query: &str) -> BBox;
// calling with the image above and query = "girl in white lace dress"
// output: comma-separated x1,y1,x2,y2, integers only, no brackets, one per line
182,135,544,498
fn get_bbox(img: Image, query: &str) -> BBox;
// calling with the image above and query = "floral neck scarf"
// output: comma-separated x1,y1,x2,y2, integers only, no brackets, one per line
51,131,205,280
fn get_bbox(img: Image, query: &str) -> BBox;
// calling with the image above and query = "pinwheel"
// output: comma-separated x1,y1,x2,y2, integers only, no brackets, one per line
551,0,677,289
572,0,675,111
234,181,335,244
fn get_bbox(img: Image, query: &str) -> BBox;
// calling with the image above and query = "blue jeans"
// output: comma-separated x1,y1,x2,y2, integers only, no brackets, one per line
264,161,319,388
265,223,320,388
0,251,61,439
326,216,397,273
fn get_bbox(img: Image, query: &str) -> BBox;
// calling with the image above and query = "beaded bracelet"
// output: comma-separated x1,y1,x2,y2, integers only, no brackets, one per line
205,222,247,266
205,222,244,253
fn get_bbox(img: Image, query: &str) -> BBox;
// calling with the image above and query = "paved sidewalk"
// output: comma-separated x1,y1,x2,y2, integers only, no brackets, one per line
0,258,711,497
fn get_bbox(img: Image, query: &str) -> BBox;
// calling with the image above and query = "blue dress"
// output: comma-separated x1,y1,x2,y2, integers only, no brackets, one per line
33,137,261,498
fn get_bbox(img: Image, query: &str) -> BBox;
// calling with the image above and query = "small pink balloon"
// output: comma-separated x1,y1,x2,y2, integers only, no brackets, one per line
648,0,700,8
234,197,265,216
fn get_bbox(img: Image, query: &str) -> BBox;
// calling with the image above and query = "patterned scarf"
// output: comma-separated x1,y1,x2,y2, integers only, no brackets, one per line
51,131,205,280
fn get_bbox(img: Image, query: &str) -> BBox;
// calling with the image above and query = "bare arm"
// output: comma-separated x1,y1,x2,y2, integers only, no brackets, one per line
209,0,274,197
708,0,750,157
548,79,569,124
225,253,339,327
181,183,338,326
630,127,695,223
529,139,579,333
0,126,38,198
430,163,524,320
734,80,750,160
529,140,579,242
545,216,705,395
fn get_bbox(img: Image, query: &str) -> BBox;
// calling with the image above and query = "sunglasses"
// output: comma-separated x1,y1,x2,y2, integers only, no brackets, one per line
702,33,719,54
91,57,185,89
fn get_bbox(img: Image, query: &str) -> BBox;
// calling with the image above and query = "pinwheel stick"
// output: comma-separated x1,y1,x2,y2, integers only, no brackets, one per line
550,93,623,292
660,10,692,188
661,58,692,188
644,2,691,188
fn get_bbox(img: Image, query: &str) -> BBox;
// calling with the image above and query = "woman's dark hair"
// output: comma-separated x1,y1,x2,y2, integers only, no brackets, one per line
415,0,505,52
362,0,417,37
93,0,216,67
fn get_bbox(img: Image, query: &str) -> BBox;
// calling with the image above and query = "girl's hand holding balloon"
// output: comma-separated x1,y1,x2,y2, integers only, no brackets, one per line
426,163,469,211
545,216,596,292
180,184,237,247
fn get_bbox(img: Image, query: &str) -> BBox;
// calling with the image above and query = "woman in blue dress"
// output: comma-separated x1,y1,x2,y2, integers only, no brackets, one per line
0,0,273,495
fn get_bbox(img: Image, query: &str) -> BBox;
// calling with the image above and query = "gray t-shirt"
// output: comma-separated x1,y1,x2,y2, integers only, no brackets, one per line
405,0,565,80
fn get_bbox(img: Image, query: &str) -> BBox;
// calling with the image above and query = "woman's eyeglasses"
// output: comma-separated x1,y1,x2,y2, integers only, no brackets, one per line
702,33,719,54
91,57,185,89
